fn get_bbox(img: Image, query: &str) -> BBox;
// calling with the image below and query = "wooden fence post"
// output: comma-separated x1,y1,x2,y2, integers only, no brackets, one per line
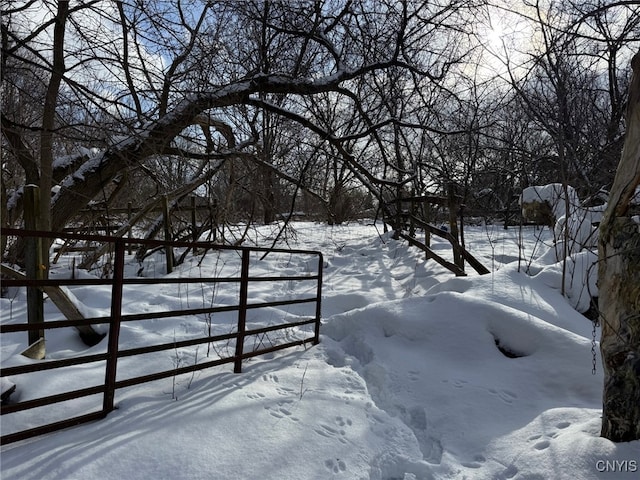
459,204,466,257
211,198,218,242
162,195,173,274
127,201,133,255
190,196,199,255
191,196,198,243
424,201,431,250
23,185,45,358
409,190,416,238
447,184,463,270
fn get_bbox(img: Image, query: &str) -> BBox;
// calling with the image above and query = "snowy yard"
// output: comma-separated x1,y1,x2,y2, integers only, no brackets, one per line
1,221,638,480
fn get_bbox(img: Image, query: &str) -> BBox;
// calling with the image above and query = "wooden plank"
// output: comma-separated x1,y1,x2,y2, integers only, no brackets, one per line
398,232,466,276
1,264,105,346
1,377,16,402
20,337,45,360
407,216,490,275
458,245,491,275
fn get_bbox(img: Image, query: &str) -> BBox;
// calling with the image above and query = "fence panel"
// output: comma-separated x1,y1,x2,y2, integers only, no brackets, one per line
0,228,323,445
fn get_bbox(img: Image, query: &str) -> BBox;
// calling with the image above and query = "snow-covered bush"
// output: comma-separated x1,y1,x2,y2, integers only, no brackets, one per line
521,184,602,259
533,249,599,313
522,184,603,313
521,183,580,226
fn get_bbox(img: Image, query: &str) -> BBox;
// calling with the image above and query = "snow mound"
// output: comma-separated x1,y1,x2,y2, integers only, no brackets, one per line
323,268,633,479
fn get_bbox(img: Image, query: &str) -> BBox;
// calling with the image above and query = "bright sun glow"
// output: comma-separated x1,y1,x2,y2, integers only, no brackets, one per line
486,24,505,50
472,20,511,78
474,8,537,79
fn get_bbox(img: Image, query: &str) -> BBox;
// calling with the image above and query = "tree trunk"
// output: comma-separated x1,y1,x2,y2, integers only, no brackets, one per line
598,50,640,442
261,166,276,224
40,1,69,239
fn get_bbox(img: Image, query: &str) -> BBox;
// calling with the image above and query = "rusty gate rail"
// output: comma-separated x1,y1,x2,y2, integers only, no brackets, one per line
0,228,323,445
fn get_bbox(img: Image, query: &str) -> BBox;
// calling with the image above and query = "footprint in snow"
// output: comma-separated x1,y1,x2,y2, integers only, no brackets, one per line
262,373,296,396
262,373,279,383
324,458,347,474
461,454,486,469
534,440,550,450
313,416,353,445
488,388,517,404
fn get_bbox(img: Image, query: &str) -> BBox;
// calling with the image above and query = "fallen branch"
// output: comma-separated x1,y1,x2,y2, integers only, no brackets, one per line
1,264,105,346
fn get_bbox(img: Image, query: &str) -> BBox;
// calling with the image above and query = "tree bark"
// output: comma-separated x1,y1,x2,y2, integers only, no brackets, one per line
40,1,69,236
598,50,640,442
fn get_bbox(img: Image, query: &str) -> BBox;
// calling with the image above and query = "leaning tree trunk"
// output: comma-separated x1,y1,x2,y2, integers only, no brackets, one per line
598,50,640,442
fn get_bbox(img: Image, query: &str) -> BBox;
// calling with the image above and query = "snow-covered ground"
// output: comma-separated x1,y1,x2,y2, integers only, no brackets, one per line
1,221,638,480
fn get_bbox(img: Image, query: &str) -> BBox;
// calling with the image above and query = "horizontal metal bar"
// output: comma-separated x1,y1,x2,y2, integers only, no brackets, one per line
240,337,316,361
0,410,106,446
0,307,240,332
1,278,114,287
2,300,318,336
1,318,110,333
117,332,238,358
245,297,318,310
114,355,236,389
245,275,320,282
122,276,241,284
117,304,241,322
114,336,315,390
0,385,106,414
116,318,316,359
1,277,240,287
1,275,318,289
123,275,319,284
0,353,109,376
246,318,316,336
114,297,317,322
1,228,322,257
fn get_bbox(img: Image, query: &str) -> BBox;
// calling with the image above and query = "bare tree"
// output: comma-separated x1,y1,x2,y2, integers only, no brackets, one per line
492,0,638,199
2,0,480,248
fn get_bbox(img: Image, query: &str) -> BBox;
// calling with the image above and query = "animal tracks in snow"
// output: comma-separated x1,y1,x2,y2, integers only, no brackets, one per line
263,373,278,384
264,397,299,422
533,439,550,450
248,373,301,423
313,416,353,445
461,454,487,469
261,373,296,395
449,379,518,405
324,458,347,474
487,387,518,405
526,420,573,452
